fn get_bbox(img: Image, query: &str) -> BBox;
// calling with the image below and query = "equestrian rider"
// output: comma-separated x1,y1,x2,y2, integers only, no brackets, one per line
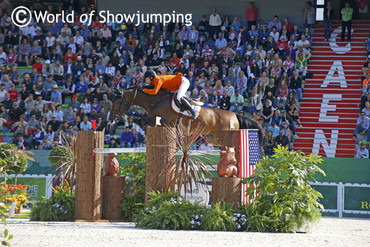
143,70,196,120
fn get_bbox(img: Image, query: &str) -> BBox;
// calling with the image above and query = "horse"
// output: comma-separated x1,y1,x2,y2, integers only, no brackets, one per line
107,87,264,150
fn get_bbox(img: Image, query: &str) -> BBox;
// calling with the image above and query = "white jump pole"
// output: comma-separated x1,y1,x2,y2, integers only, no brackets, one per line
92,147,220,156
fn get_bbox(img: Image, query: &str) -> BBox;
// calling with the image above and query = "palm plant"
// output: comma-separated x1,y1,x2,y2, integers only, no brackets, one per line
48,135,77,186
162,122,214,198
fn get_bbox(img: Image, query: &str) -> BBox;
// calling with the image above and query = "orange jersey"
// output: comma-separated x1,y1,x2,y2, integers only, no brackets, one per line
144,73,183,95
363,78,370,87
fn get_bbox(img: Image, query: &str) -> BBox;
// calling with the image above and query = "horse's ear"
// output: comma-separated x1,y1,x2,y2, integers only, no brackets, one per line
113,88,124,98
113,88,120,95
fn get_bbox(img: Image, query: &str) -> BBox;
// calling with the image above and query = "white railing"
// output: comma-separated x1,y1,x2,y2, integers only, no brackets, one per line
310,181,370,217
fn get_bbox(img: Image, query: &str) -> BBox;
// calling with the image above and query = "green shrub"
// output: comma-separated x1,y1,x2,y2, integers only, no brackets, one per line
48,145,73,167
119,191,144,221
30,184,75,221
243,146,325,233
118,153,146,193
200,202,235,231
135,191,206,230
118,153,146,221
146,190,180,208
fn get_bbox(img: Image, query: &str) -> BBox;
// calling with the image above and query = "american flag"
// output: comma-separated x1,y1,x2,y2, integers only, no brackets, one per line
239,129,260,204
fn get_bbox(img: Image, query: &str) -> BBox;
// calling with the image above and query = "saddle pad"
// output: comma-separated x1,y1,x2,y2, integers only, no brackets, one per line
171,96,201,119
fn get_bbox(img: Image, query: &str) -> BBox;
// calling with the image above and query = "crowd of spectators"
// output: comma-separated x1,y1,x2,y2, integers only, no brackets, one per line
356,52,370,158
0,2,311,153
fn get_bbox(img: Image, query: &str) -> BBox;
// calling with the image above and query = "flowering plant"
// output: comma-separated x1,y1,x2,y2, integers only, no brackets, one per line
0,184,29,206
190,214,204,230
232,213,247,231
30,181,75,221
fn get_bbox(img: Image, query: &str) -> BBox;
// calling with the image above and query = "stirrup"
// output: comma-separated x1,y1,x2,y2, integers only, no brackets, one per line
180,97,196,121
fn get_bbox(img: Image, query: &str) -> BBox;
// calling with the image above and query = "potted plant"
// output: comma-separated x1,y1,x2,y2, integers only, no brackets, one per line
0,143,34,217
0,183,28,217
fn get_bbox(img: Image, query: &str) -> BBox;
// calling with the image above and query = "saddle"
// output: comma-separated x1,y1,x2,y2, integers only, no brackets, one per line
171,94,201,119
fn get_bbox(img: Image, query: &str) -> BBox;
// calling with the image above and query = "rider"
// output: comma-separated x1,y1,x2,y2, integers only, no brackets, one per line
143,70,196,120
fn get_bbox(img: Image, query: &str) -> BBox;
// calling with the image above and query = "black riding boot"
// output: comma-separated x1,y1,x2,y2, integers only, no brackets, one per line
180,97,196,121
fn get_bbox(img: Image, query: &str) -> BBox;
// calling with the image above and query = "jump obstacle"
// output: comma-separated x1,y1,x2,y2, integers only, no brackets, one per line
74,128,259,220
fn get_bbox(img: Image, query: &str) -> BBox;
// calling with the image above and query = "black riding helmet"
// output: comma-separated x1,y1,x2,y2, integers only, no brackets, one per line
144,70,156,82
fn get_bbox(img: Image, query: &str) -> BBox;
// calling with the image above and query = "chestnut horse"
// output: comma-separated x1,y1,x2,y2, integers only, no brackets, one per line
107,87,264,149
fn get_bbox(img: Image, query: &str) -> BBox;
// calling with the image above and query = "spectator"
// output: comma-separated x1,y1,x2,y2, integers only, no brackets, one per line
18,39,31,66
45,125,55,142
51,85,62,104
13,135,26,150
295,52,308,77
268,122,280,137
53,104,64,122
7,101,23,129
261,99,274,122
362,101,370,117
13,115,27,135
219,89,230,110
0,105,7,129
80,115,92,131
324,0,334,41
229,90,244,112
75,76,89,94
31,125,45,147
341,1,353,42
42,135,53,150
121,126,133,147
275,129,289,147
264,130,275,155
132,128,144,147
100,94,112,113
246,2,259,30
304,1,316,28
26,114,39,136
209,8,222,37
230,17,242,32
281,121,292,140
268,15,282,32
355,142,369,159
276,79,289,106
30,104,42,120
353,112,369,141
297,35,311,52
43,75,57,100
24,94,36,119
108,137,119,148
270,110,282,126
199,140,214,150
48,114,61,132
0,84,6,102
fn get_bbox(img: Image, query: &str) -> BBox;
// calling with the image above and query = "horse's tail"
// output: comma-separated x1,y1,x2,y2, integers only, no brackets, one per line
235,114,265,156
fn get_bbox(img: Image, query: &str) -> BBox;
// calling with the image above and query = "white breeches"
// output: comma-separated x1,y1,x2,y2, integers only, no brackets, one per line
177,76,190,101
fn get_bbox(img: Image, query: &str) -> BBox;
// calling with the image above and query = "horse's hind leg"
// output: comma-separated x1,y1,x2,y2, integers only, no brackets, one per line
175,114,183,127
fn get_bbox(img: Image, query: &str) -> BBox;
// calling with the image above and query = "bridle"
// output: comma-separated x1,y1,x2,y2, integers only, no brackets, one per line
111,87,138,122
